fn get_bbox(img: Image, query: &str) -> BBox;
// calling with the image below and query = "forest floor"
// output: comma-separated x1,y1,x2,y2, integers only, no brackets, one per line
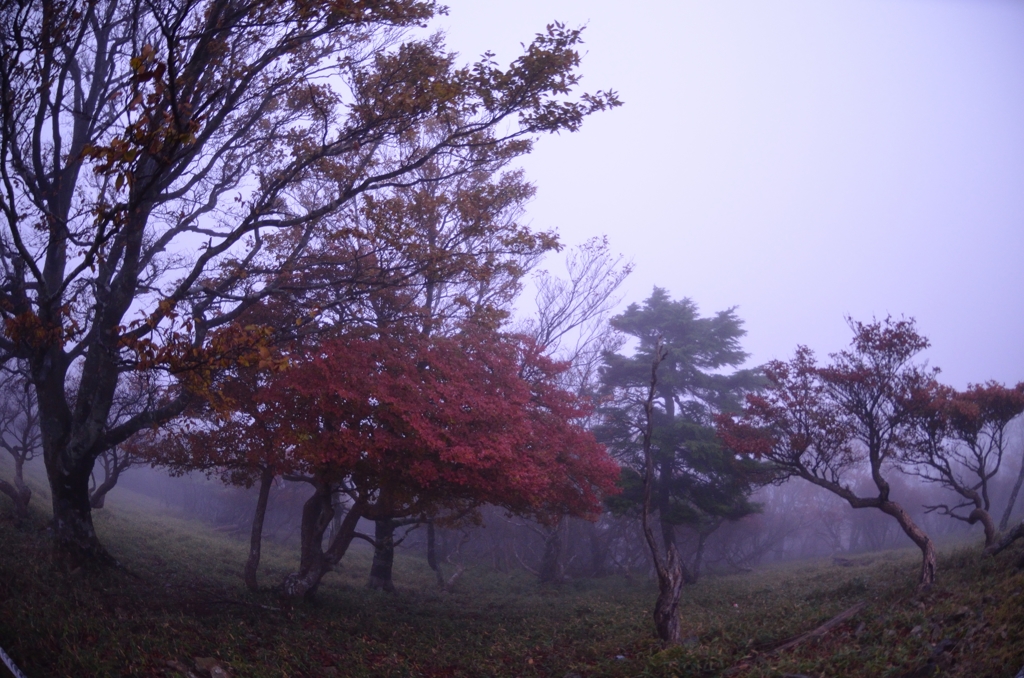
1,472,1023,678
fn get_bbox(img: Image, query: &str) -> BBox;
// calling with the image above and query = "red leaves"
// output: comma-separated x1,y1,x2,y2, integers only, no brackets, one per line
718,318,936,480
181,326,618,520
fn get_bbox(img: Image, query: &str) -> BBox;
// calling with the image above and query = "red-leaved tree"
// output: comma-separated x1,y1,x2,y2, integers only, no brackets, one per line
904,381,1024,546
160,325,619,597
719,318,941,588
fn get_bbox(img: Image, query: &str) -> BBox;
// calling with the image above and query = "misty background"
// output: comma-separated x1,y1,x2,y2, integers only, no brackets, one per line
4,0,1023,587
440,0,1024,389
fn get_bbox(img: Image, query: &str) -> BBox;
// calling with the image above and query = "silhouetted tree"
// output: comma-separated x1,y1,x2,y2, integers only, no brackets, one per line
599,289,767,585
0,367,40,519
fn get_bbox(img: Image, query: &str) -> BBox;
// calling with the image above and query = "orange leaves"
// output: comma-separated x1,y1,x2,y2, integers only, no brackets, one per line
119,320,285,402
4,311,55,349
3,307,81,349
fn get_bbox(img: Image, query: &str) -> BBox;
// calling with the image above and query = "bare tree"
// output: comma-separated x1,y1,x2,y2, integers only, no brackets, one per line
523,236,632,393
0,366,40,519
515,237,630,582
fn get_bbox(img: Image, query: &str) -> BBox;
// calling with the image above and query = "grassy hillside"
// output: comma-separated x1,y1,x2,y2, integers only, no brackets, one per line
1,466,1022,678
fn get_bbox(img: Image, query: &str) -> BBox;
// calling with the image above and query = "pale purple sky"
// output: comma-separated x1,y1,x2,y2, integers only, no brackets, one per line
437,0,1024,388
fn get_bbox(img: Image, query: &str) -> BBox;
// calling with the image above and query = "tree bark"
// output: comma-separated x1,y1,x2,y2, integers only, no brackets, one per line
1000,459,1024,532
651,542,685,643
281,490,364,600
968,508,997,547
367,517,396,592
281,482,334,600
880,500,936,589
244,467,274,592
986,519,1024,559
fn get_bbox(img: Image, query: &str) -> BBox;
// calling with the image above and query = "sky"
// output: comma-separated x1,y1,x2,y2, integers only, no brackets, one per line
435,0,1024,388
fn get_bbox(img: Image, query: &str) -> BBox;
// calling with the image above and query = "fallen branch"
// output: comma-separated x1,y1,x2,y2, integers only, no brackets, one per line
986,520,1024,557
723,601,867,676
771,601,866,653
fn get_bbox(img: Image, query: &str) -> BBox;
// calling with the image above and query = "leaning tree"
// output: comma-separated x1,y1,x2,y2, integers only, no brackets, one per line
0,0,618,565
719,317,942,588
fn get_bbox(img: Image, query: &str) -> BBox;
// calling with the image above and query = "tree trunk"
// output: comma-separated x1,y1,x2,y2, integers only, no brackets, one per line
1000,459,1024,532
587,521,609,577
881,501,936,589
281,482,334,600
652,544,685,644
639,341,685,644
968,508,997,547
986,519,1024,566
281,490,364,600
244,467,274,592
538,520,563,584
367,517,396,592
46,458,115,568
692,530,709,583
0,457,31,519
426,519,445,587
89,461,120,510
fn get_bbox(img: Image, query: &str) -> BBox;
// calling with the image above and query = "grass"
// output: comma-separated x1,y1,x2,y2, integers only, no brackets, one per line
1,463,1023,677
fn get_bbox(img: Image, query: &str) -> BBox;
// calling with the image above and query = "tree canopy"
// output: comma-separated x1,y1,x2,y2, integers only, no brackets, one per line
0,0,618,564
599,288,767,563
719,317,943,587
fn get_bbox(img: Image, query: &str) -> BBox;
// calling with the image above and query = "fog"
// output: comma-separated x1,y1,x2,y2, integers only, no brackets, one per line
104,424,1022,584
440,0,1024,389
5,2,1024,675
7,0,1024,580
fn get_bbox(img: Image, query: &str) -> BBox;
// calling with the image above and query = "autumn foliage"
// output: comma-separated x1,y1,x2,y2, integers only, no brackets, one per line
269,328,617,519
718,318,943,587
157,325,619,519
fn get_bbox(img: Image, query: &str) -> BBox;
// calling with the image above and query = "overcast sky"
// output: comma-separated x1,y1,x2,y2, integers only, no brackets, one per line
436,0,1024,388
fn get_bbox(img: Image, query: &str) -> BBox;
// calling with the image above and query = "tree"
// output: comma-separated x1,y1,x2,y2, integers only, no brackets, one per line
719,317,941,588
636,340,684,644
598,289,766,643
599,289,766,582
0,0,619,565
1001,446,1024,532
0,366,40,519
145,137,572,591
522,236,632,395
270,327,619,597
905,381,1024,546
137,361,293,591
88,446,136,509
515,236,631,582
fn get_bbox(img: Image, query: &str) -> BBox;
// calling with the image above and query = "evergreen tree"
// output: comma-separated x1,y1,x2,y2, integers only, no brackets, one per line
599,288,769,583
